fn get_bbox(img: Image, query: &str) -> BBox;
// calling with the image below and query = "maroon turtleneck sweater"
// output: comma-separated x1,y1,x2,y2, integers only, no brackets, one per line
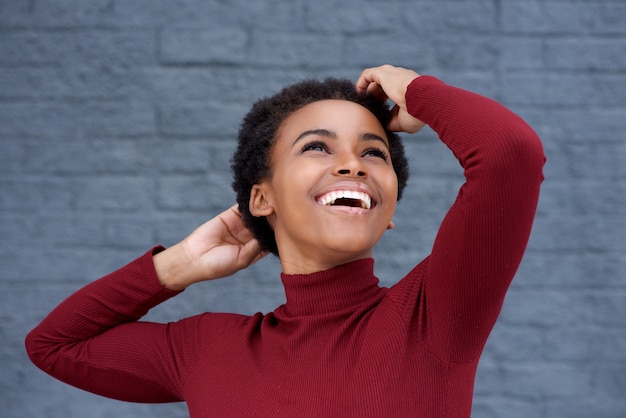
26,76,545,417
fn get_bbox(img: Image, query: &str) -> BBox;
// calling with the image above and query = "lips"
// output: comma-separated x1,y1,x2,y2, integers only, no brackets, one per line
316,189,372,210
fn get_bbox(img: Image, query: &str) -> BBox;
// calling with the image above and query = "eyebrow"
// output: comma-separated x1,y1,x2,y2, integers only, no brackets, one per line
292,129,389,149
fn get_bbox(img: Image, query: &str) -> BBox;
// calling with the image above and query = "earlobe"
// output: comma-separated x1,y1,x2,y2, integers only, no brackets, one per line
249,184,274,217
387,220,395,230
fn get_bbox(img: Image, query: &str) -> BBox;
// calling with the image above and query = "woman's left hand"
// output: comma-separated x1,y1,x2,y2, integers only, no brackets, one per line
355,64,426,134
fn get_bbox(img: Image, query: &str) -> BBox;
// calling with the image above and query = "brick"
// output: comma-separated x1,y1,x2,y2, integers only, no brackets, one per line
18,139,157,175
159,28,248,65
501,2,626,35
0,30,156,66
481,325,544,361
523,107,626,144
500,289,596,327
546,38,626,71
153,212,210,247
0,67,149,100
542,141,626,180
303,0,403,34
0,139,26,172
158,101,246,137
400,1,497,34
148,67,309,105
109,0,239,29
18,213,154,249
0,100,155,138
479,362,593,399
545,398,626,418
344,34,499,71
73,176,154,211
545,328,626,362
591,291,626,326
156,139,212,174
27,0,118,28
0,247,146,282
157,173,233,211
0,1,32,28
0,177,74,211
471,397,542,418
592,363,626,398
517,251,626,289
248,32,343,68
207,140,237,173
501,73,626,107
529,216,625,252
538,179,626,217
500,38,544,70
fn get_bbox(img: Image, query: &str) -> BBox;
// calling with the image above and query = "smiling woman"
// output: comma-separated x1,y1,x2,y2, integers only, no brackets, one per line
25,64,545,417
248,99,399,273
231,77,410,257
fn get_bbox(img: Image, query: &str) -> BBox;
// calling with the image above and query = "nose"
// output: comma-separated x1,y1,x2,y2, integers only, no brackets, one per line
334,152,367,178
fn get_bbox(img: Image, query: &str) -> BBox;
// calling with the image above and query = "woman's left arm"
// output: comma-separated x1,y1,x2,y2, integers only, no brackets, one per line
357,65,546,363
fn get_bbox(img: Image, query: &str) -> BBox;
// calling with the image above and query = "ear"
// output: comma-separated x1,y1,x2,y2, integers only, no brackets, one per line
249,183,274,217
386,220,395,230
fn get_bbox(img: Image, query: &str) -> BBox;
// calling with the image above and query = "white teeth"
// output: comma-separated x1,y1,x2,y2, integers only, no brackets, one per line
317,190,372,209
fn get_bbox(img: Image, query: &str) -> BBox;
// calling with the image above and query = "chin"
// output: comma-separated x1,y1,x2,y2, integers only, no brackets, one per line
323,238,376,258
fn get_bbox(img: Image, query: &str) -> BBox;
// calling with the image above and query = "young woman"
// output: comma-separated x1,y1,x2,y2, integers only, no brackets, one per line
26,65,545,417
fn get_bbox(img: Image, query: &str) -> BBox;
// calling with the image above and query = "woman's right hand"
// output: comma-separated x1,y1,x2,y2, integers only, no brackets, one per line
355,64,426,134
154,204,267,290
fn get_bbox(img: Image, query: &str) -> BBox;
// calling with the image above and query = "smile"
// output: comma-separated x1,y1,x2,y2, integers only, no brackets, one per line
316,190,372,210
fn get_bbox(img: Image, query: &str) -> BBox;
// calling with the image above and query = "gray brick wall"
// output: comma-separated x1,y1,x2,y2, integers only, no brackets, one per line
1,1,625,417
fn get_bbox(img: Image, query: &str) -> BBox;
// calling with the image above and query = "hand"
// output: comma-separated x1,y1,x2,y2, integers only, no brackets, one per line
355,64,426,134
154,204,268,290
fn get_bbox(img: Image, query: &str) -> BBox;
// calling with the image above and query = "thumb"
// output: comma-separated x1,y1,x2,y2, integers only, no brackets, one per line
386,104,403,132
239,238,267,267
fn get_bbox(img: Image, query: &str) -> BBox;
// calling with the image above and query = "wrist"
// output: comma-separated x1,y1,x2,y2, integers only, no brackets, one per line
153,244,194,291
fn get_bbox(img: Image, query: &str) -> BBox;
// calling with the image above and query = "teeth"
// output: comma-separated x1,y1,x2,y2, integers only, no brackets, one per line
317,190,371,209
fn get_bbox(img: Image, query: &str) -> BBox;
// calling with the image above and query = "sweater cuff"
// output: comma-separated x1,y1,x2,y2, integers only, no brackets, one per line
404,75,447,121
137,246,184,304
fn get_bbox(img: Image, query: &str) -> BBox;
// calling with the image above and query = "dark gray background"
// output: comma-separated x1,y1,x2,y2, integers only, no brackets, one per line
1,1,625,417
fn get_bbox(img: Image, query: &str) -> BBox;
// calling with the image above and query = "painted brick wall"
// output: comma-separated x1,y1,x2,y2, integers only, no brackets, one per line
1,1,625,417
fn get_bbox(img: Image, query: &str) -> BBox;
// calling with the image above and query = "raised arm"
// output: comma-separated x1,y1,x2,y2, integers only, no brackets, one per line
358,65,545,363
25,205,266,401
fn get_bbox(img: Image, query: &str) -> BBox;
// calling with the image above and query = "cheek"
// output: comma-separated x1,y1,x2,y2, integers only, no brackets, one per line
378,167,399,199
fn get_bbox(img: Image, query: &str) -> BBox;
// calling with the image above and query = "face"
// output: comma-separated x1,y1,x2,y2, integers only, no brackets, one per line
250,100,398,273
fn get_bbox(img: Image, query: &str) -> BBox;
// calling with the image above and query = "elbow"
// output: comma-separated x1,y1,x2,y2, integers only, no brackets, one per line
25,327,42,367
485,120,546,184
507,125,546,183
24,326,54,373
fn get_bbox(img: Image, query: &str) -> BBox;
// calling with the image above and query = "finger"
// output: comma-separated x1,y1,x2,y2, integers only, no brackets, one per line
364,82,388,103
355,66,385,93
387,104,402,132
239,238,266,266
216,207,256,245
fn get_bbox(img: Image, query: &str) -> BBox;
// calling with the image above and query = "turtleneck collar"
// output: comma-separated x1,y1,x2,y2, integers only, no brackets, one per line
279,258,384,317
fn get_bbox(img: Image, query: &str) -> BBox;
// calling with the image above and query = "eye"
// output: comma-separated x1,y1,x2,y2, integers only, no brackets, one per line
362,147,389,160
301,141,329,153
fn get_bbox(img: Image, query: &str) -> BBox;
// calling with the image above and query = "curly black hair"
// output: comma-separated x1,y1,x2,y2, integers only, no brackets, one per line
231,78,409,256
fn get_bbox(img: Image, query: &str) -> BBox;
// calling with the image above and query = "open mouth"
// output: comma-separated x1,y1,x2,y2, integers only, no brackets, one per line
316,190,372,210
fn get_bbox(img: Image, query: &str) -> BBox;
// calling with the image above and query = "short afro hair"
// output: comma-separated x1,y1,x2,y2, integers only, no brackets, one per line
231,77,409,256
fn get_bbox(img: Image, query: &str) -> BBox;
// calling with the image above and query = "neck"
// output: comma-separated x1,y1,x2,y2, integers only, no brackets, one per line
279,258,382,316
277,244,374,275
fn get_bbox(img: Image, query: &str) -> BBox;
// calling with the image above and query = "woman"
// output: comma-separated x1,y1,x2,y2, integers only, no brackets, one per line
26,65,545,417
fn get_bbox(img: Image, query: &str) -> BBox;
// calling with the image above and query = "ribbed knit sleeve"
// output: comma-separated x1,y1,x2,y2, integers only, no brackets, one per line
396,76,545,363
25,248,187,402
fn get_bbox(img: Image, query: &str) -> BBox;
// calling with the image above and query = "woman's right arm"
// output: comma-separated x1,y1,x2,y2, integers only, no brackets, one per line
25,205,266,402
